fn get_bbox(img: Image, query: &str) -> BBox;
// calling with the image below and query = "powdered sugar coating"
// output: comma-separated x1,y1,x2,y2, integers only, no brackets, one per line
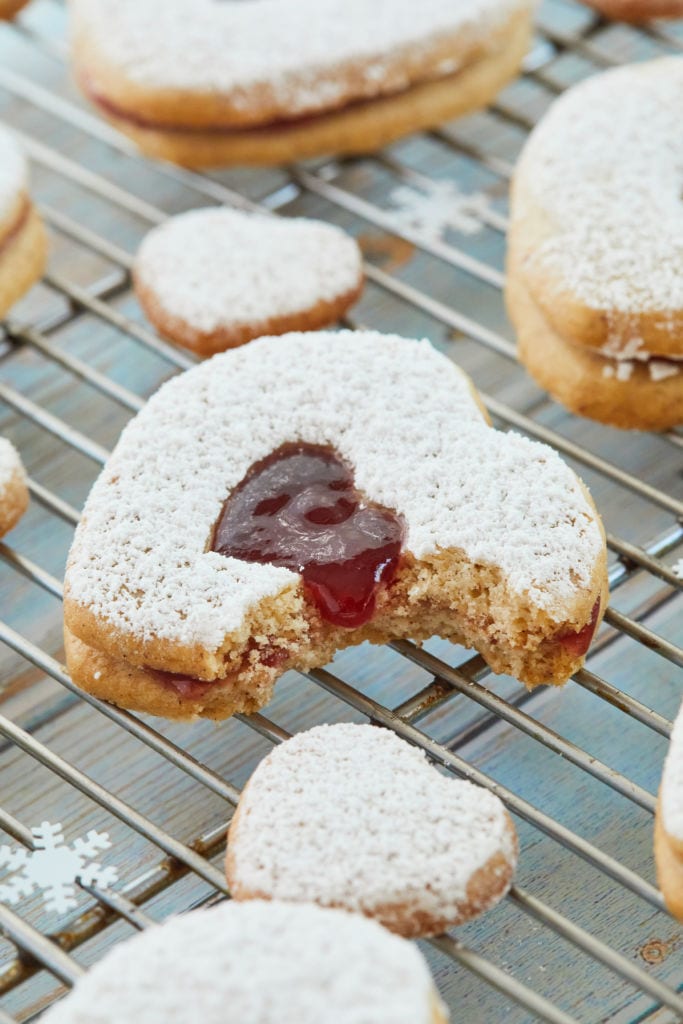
661,700,683,841
0,438,25,498
43,899,444,1024
515,58,683,319
65,331,604,650
0,126,26,223
230,723,515,922
135,208,362,334
72,0,529,115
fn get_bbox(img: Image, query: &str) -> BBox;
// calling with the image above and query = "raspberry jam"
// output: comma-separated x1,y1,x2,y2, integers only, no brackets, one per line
556,598,601,657
212,443,404,628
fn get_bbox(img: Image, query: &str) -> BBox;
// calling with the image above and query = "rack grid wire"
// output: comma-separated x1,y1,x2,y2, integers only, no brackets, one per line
0,1,681,1021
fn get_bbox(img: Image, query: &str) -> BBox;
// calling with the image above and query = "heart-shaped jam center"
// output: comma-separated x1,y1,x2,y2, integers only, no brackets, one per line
212,443,404,628
555,598,601,657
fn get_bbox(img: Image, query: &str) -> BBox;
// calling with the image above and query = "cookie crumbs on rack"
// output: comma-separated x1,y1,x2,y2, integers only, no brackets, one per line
227,723,516,936
42,900,446,1024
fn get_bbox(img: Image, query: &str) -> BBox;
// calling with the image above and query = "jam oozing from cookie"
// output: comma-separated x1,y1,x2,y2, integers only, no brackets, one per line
555,598,601,657
212,443,404,628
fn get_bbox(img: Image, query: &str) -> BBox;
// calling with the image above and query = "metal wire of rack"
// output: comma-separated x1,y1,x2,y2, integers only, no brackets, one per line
0,1,682,1021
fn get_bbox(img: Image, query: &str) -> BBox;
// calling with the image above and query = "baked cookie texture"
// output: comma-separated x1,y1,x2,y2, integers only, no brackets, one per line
582,0,683,19
507,58,683,430
63,331,607,721
0,439,28,538
0,126,47,319
655,700,683,921
133,208,364,356
227,723,517,938
42,900,448,1024
70,0,536,167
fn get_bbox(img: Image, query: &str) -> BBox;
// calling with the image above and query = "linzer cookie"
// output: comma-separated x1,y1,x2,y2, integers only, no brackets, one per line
582,0,683,19
0,439,28,538
655,700,683,921
43,900,448,1024
0,126,47,318
227,723,517,937
63,331,607,721
134,208,363,356
70,0,535,167
507,58,683,430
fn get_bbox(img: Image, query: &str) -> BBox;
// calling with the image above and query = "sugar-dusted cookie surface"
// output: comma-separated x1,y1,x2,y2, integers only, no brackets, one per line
507,58,683,428
227,723,517,937
63,331,607,721
0,125,47,318
655,700,683,921
0,438,28,538
70,0,535,167
134,208,364,356
43,900,448,1024
582,0,683,19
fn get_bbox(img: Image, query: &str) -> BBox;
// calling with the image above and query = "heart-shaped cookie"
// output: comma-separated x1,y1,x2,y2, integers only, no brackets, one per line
0,126,47,319
226,723,517,937
0,439,28,538
655,699,683,921
63,330,607,721
70,0,535,166
134,208,363,356
43,900,448,1024
507,58,683,429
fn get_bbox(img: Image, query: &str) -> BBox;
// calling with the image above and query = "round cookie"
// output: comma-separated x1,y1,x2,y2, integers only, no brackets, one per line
0,125,47,318
0,0,30,18
42,900,448,1024
63,331,607,721
655,700,683,921
133,208,364,357
0,438,28,538
226,723,517,937
70,0,535,167
582,0,683,19
507,58,683,429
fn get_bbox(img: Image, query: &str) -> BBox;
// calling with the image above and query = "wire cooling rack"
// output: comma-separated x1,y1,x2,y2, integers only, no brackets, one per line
0,1,682,1021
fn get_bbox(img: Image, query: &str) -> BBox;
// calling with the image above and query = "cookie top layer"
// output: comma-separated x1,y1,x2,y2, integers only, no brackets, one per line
43,900,444,1024
0,438,25,497
660,700,683,841
71,0,531,127
512,58,683,354
0,126,26,224
65,331,604,651
228,723,516,927
134,208,362,335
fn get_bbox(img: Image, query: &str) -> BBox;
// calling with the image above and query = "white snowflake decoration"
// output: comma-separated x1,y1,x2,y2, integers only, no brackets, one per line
0,822,119,915
386,180,491,244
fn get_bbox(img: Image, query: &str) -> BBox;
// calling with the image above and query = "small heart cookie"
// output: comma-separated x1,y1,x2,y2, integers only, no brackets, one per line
42,900,448,1024
0,439,28,538
226,723,517,937
655,700,683,921
70,0,534,167
133,208,364,356
507,58,683,429
0,126,47,318
63,330,607,722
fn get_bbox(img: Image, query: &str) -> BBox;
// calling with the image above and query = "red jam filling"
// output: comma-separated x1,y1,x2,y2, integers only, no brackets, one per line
212,443,404,629
555,598,601,657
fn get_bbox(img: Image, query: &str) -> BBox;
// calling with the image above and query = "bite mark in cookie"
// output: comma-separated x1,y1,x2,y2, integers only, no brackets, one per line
133,209,363,356
227,723,517,938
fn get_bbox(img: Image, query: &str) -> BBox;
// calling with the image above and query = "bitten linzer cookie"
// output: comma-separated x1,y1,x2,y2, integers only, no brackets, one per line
507,59,683,430
655,700,683,921
43,900,448,1024
0,126,47,318
134,208,364,356
582,0,683,20
0,439,28,538
227,723,517,937
63,331,607,722
70,0,535,167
